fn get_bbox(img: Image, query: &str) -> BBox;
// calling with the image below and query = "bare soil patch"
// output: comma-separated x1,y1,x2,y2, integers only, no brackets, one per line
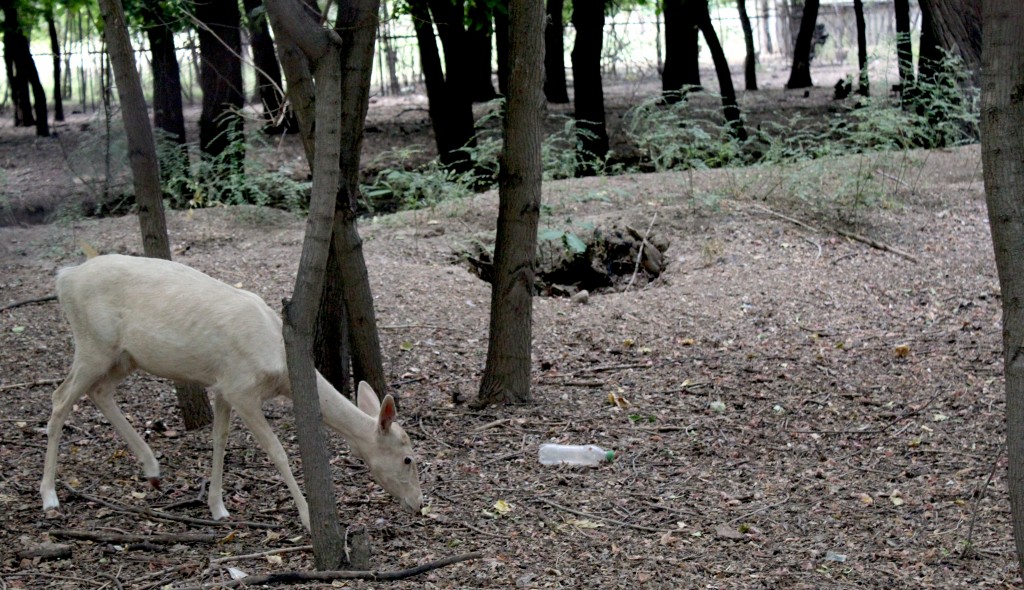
0,131,1014,588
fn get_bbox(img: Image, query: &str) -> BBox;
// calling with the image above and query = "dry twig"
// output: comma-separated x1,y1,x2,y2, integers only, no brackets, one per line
170,551,484,589
0,294,57,312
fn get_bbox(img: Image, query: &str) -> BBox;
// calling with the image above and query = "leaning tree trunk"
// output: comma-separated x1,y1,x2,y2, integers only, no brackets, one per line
98,0,213,431
980,0,1024,573
737,0,757,91
894,0,914,92
477,0,544,407
695,0,747,140
853,0,868,95
195,0,245,164
571,0,609,175
329,0,389,400
543,0,569,103
785,0,819,89
46,10,64,121
662,0,702,102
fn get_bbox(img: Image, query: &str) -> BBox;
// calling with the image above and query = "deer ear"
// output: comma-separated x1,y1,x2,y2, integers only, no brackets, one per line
357,381,381,415
378,395,397,433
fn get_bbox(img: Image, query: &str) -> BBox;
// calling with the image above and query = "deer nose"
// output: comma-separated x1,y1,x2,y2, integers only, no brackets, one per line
402,495,423,515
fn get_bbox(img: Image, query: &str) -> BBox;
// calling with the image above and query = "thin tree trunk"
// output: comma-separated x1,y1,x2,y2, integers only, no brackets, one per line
893,0,913,91
543,0,569,103
759,0,773,54
46,11,64,121
329,0,388,401
853,0,868,95
737,0,757,91
0,0,49,135
98,0,213,431
661,0,702,102
980,0,1024,572
570,0,608,175
695,0,747,140
477,0,544,407
264,0,348,568
494,3,509,96
784,0,818,89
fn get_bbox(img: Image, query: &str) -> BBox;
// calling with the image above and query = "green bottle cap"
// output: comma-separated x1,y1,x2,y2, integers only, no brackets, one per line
605,450,615,461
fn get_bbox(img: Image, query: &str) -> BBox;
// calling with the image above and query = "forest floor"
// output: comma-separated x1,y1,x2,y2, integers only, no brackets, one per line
0,69,1015,588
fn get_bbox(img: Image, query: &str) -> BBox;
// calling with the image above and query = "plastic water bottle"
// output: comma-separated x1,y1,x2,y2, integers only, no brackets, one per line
538,443,614,466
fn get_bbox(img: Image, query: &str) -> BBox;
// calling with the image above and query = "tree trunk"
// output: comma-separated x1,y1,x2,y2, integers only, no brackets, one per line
853,0,868,95
543,0,569,103
313,246,351,396
893,0,913,91
465,0,498,102
917,2,942,85
0,0,49,135
329,0,389,401
476,0,544,407
694,0,747,140
195,0,245,163
264,0,348,568
570,0,608,175
244,0,299,134
736,0,757,91
759,0,773,54
661,0,702,102
917,0,980,85
785,0,819,89
980,0,1024,573
142,8,187,144
98,0,213,431
46,10,64,122
408,0,476,172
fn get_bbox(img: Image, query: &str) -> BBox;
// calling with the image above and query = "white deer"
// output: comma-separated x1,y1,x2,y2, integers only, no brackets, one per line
39,254,422,529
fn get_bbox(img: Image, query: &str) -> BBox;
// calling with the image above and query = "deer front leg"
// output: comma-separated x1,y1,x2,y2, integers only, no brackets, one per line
232,402,311,530
208,395,232,521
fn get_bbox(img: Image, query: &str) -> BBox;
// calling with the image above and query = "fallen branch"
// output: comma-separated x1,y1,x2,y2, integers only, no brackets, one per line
749,203,919,263
0,378,62,391
0,294,57,312
63,483,280,529
625,212,658,292
170,551,484,589
832,228,919,263
209,545,313,566
536,498,672,534
579,362,651,374
50,529,221,545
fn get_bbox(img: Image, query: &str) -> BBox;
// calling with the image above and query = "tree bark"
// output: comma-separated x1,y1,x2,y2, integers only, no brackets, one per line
980,0,1024,573
46,10,64,122
195,0,245,163
570,0,608,175
661,0,702,101
265,0,347,569
893,0,914,91
476,0,544,407
917,2,942,85
98,0,213,431
853,0,868,95
736,0,757,91
543,0,569,103
143,5,187,144
784,0,819,89
917,0,980,85
494,3,510,97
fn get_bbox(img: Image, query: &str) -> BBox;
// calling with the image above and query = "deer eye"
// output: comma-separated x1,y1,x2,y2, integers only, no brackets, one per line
404,456,413,465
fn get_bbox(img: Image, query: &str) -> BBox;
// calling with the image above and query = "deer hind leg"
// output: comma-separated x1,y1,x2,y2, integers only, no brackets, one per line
87,364,160,490
208,394,233,521
231,401,311,530
41,357,124,510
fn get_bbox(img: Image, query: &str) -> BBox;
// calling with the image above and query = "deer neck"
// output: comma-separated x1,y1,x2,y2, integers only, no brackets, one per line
314,372,377,459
